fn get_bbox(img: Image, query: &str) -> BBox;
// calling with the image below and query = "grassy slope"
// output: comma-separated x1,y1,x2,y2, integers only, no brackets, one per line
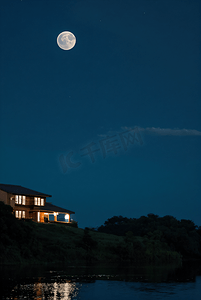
0,203,181,264
1,221,181,265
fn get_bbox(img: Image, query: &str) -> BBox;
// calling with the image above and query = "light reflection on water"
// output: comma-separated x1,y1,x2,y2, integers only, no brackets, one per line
8,276,201,300
1,262,201,300
11,280,79,300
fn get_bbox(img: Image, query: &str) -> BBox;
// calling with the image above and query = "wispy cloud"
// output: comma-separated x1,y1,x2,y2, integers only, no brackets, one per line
97,126,201,141
141,127,201,136
121,127,201,136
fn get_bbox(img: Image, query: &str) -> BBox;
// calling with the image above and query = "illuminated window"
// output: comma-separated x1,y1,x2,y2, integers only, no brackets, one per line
22,211,25,218
65,214,69,222
18,211,22,219
19,195,22,205
22,196,26,205
37,212,40,222
15,195,18,204
34,197,42,205
41,198,44,206
15,210,18,218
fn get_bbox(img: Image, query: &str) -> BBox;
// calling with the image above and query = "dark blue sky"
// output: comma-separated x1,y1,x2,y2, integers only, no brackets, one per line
0,0,201,228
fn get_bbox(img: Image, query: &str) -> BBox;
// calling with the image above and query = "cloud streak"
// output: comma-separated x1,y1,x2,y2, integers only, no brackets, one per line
121,127,201,136
97,126,201,141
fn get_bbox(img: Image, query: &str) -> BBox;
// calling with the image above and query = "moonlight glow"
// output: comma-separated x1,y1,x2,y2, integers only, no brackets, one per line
57,31,76,50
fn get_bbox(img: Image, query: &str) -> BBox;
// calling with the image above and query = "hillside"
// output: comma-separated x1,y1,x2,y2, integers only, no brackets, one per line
98,214,201,260
0,202,182,264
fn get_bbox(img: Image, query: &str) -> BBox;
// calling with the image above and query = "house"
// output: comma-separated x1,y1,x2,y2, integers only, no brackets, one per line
0,184,75,224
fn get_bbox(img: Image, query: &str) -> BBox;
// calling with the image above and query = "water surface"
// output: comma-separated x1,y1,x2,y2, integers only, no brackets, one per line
1,261,201,299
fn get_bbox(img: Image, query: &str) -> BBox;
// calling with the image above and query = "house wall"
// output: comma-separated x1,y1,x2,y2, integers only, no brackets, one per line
30,211,37,222
0,189,8,205
25,196,34,206
7,193,15,208
40,212,45,222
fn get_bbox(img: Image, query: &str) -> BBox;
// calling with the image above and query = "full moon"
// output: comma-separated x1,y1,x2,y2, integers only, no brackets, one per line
57,31,76,50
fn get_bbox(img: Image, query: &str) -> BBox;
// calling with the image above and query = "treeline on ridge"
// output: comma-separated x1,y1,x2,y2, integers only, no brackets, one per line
1,201,200,264
97,214,201,259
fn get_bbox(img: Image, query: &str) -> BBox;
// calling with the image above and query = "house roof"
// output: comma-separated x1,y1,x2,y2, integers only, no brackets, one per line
38,202,75,214
0,184,51,197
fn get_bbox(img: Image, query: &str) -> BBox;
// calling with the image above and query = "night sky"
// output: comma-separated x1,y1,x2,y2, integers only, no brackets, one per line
0,0,201,228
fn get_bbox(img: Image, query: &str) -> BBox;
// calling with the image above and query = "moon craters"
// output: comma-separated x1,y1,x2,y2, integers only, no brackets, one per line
57,31,76,50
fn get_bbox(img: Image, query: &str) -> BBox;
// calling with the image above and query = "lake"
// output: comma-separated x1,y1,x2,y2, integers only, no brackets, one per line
1,261,201,299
